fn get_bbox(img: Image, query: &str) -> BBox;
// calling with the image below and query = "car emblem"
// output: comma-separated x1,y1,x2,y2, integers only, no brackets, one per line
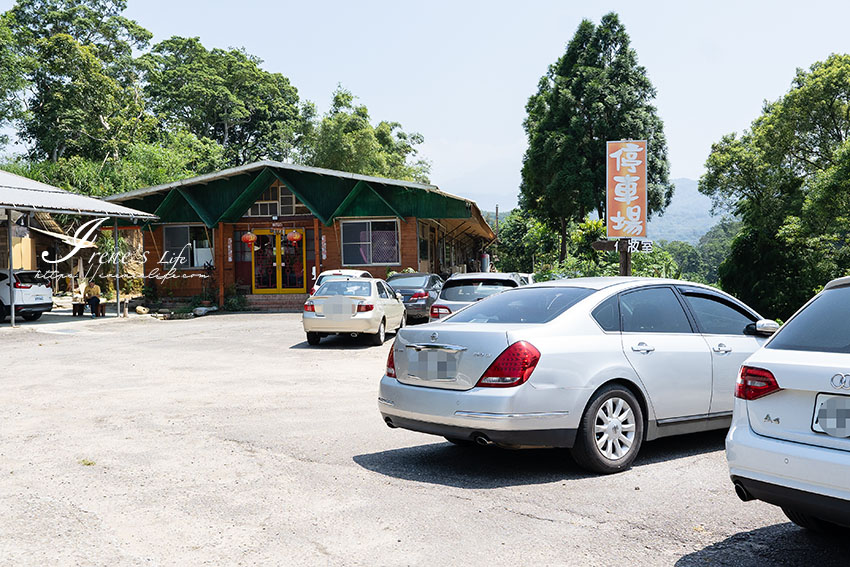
430,332,439,343
830,373,850,390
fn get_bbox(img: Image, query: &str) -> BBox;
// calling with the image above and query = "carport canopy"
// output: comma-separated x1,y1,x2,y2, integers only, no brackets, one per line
0,168,158,326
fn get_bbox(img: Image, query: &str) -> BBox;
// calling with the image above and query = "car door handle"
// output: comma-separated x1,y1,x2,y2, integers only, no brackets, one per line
631,342,655,354
712,343,732,354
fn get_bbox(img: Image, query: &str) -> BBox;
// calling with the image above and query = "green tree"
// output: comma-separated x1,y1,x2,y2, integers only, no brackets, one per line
6,0,153,161
306,87,430,183
494,208,560,272
521,12,673,261
0,14,26,144
700,54,850,318
659,240,703,281
142,36,310,166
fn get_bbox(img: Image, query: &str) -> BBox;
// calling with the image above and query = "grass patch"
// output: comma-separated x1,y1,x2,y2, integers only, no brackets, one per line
79,459,96,466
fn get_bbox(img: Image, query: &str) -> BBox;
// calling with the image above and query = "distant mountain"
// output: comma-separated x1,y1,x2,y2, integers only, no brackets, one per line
648,178,716,244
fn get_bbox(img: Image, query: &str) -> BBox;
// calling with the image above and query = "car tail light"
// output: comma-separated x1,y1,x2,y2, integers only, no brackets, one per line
430,305,451,318
386,343,397,378
357,303,374,312
735,366,781,400
410,290,428,300
14,278,31,289
303,301,315,312
476,341,541,388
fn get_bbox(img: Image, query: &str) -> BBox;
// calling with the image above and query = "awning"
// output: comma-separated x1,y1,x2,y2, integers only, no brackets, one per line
0,169,158,220
28,226,97,249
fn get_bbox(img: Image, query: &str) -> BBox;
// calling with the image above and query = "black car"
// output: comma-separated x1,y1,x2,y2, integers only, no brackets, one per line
386,272,443,322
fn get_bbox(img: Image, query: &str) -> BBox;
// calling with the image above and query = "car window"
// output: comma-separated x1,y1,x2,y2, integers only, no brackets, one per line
316,281,371,297
440,279,518,302
378,283,390,299
621,287,693,333
767,287,850,353
14,272,48,285
315,274,349,287
447,287,594,324
387,275,429,288
682,293,755,335
592,295,620,332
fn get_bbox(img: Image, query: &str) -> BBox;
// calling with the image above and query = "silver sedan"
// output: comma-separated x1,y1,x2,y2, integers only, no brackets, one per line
378,277,778,474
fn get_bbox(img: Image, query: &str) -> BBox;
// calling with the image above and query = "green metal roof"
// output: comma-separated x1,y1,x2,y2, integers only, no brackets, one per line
106,161,493,239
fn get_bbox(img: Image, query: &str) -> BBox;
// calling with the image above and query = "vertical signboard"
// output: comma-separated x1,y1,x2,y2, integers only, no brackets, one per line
606,140,647,239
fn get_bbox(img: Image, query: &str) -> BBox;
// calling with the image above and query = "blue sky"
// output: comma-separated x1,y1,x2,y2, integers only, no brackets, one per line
3,0,850,210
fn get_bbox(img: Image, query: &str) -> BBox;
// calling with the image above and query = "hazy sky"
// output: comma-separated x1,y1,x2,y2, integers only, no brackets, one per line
3,0,850,210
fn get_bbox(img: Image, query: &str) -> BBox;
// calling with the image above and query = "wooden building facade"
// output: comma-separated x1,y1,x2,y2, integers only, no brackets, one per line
106,161,495,310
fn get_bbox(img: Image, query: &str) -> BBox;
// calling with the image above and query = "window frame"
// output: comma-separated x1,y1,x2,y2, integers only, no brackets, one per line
160,224,215,270
339,218,400,267
679,290,758,336
619,285,697,334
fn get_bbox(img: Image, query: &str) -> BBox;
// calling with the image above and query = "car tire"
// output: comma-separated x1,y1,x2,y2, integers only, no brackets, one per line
571,384,644,474
783,508,847,533
397,312,406,333
22,312,42,321
306,332,321,346
0,301,6,324
370,320,386,346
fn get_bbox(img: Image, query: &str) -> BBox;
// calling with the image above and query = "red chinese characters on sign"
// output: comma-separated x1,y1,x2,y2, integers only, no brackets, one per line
606,140,647,238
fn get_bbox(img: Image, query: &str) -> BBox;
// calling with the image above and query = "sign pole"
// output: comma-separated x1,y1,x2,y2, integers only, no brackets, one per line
619,239,632,276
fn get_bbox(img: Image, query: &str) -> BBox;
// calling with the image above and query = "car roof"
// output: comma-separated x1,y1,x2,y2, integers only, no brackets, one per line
825,276,850,290
318,269,370,276
446,272,518,281
388,272,431,278
528,276,729,294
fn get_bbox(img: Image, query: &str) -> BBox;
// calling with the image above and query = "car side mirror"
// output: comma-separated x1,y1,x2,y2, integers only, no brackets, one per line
396,292,403,301
745,319,780,336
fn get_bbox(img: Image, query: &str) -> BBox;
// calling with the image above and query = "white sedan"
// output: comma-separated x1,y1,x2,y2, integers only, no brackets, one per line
379,277,778,474
727,275,850,531
303,278,405,346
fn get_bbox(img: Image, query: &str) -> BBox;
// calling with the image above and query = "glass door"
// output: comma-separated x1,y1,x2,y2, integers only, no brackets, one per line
251,229,306,294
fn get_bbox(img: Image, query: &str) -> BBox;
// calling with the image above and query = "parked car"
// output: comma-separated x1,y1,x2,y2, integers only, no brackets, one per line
429,272,523,321
727,276,850,531
379,277,777,474
309,269,372,296
0,270,53,322
519,273,536,286
387,272,443,322
303,278,405,346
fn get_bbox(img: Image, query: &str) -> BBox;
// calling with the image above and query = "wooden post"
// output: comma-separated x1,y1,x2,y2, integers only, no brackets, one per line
619,238,632,276
217,224,225,307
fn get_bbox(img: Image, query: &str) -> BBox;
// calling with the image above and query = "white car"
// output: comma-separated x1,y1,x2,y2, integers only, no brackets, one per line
309,269,372,296
379,277,777,473
0,270,53,322
429,272,523,321
303,278,405,346
727,276,850,531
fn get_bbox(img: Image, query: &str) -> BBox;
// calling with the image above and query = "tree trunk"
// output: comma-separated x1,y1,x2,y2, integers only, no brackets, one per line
558,217,568,263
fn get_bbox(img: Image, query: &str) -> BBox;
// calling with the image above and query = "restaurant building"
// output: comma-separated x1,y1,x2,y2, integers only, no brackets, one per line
106,161,495,310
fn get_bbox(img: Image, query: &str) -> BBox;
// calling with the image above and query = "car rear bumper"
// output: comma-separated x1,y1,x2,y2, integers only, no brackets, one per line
6,302,52,315
726,416,850,513
403,302,429,318
302,315,380,334
378,376,579,447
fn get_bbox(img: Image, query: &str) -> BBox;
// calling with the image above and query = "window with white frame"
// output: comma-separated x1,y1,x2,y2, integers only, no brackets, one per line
280,186,310,216
341,220,399,265
162,225,214,269
247,186,280,217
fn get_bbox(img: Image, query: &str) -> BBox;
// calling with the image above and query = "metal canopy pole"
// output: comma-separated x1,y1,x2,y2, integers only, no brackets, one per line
114,219,120,318
7,208,15,327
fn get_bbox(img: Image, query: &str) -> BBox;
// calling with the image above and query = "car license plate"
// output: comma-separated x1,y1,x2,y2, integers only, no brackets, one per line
407,349,458,381
812,393,850,437
34,296,44,302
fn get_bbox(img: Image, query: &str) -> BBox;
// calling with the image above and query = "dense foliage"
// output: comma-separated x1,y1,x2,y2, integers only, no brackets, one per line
521,13,673,261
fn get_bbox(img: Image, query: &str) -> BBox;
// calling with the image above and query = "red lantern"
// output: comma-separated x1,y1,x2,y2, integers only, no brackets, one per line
241,231,257,244
286,231,303,243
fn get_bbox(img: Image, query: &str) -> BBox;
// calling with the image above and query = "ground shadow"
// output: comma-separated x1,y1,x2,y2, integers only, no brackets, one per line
676,522,850,566
353,429,727,489
289,332,392,351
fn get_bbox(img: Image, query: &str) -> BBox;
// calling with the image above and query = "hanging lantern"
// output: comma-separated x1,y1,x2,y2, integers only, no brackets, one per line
241,231,257,245
286,231,303,243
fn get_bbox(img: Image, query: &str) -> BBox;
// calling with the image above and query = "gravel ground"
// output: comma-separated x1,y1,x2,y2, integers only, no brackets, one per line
0,311,846,566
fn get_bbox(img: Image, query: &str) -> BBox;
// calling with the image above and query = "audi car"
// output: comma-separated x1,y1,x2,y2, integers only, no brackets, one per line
727,276,850,532
379,277,777,474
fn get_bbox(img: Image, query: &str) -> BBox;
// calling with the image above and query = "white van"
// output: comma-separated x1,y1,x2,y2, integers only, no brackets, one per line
0,270,53,322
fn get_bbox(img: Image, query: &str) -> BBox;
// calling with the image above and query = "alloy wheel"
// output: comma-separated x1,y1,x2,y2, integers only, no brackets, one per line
594,397,637,460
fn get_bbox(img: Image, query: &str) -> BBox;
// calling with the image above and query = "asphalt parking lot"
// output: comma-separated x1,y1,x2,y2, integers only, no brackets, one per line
0,311,846,566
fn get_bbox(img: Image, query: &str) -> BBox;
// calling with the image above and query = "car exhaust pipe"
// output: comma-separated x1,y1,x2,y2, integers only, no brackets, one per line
734,481,752,502
474,434,493,446
384,417,396,429
350,333,358,338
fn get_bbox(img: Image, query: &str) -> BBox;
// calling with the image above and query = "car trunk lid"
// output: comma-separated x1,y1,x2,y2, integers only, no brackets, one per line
745,349,850,453
392,323,527,391
311,295,369,320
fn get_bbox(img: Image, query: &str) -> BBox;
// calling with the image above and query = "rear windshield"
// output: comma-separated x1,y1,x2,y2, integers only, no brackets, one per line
316,274,353,287
767,287,850,353
387,275,429,288
15,272,49,285
440,278,517,302
316,281,371,297
446,287,594,324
